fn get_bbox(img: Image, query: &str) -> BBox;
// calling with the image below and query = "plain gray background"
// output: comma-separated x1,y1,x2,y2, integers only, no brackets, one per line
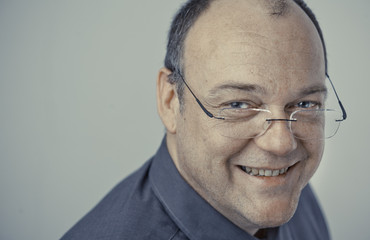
0,0,369,239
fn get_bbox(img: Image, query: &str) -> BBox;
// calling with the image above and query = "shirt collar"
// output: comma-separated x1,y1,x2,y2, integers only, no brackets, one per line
149,137,260,240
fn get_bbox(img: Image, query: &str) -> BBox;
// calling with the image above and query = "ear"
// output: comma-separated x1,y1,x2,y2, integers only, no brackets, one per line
156,67,179,134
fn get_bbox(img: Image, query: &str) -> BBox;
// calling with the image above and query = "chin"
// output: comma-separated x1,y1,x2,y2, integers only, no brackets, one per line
238,194,300,231
255,209,295,228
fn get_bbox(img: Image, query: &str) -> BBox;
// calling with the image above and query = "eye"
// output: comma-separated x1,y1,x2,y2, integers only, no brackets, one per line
296,101,320,109
229,102,252,109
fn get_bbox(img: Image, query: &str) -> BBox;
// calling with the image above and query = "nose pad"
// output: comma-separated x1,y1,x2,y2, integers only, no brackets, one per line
255,119,297,156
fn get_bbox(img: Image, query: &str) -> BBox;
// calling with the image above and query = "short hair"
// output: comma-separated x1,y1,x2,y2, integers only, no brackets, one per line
164,0,327,105
164,0,214,104
266,0,289,16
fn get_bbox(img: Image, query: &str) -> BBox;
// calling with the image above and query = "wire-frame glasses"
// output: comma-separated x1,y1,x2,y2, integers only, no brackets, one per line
177,71,347,140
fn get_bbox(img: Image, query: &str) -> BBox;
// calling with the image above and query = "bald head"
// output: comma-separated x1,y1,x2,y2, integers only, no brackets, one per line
184,0,324,79
164,0,327,103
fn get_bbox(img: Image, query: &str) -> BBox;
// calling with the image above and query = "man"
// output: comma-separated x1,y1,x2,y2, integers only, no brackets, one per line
62,0,346,239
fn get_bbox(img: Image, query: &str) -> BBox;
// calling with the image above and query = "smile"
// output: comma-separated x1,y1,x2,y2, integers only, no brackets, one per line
240,166,290,177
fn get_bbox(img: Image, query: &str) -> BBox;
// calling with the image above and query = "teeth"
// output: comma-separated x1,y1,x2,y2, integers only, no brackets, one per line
252,168,259,176
241,166,289,177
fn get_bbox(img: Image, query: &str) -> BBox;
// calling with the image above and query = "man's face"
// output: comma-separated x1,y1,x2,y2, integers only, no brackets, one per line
169,0,325,234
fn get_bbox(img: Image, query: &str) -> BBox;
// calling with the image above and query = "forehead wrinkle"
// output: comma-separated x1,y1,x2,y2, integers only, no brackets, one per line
226,58,315,71
228,33,316,57
231,42,312,55
219,64,320,83
229,23,313,46
230,29,271,40
231,29,301,43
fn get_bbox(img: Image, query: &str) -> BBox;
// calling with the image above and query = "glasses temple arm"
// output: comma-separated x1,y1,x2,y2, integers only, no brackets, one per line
177,71,215,118
326,73,347,121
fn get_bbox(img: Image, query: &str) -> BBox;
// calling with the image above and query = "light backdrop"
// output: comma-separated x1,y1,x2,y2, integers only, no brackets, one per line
0,1,368,239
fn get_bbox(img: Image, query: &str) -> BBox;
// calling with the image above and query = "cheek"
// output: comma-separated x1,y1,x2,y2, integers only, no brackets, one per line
309,139,324,165
301,140,325,182
176,103,252,177
187,118,248,160
190,113,247,149
176,112,248,175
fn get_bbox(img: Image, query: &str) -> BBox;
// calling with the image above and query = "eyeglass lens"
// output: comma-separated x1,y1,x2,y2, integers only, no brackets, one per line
214,108,341,140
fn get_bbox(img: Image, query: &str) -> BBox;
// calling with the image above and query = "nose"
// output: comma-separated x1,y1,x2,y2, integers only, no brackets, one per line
254,119,297,156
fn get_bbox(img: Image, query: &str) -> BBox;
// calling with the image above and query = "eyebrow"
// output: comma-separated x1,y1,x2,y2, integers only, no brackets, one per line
298,85,328,99
208,82,266,96
207,82,328,100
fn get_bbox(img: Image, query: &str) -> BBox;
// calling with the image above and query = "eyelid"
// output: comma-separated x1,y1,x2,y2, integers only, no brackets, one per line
223,100,260,109
289,100,322,110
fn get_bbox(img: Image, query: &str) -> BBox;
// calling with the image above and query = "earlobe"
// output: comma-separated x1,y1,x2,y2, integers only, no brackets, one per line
156,68,179,134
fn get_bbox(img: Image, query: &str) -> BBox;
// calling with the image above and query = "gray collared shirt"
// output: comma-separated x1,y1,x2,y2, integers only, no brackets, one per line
61,137,330,240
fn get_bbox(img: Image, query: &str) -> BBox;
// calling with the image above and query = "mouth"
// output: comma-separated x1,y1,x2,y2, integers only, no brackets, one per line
239,165,294,177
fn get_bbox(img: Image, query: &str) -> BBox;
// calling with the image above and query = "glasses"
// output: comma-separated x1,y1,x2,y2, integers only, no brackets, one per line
178,72,347,140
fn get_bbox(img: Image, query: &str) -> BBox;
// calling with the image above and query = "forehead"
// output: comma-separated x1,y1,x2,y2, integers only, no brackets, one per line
183,0,325,93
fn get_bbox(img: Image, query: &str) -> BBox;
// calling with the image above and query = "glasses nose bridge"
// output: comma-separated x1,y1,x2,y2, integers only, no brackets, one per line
262,108,295,136
265,106,293,121
255,118,295,143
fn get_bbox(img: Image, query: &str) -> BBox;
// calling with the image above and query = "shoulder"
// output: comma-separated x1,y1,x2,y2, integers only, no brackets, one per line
61,159,187,240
